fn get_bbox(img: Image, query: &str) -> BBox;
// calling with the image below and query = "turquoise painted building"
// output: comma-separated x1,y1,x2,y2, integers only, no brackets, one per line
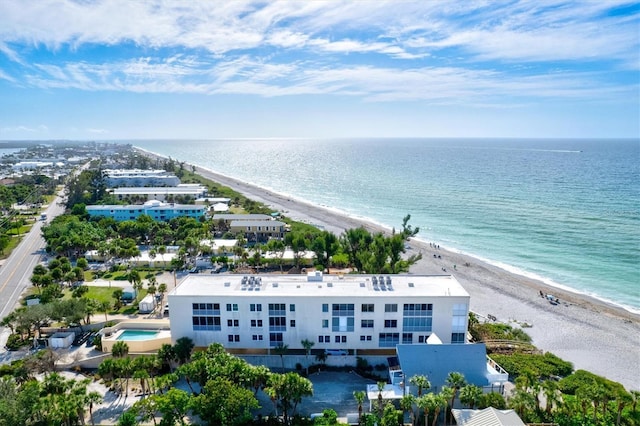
86,200,205,222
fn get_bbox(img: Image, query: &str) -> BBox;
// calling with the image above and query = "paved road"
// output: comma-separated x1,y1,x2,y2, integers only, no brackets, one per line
0,193,66,321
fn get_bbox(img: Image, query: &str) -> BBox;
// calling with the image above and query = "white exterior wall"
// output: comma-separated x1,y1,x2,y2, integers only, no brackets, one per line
168,274,470,351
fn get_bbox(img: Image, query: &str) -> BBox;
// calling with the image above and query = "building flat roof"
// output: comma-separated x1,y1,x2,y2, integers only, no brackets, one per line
213,214,273,221
87,204,205,211
110,186,206,195
170,273,469,298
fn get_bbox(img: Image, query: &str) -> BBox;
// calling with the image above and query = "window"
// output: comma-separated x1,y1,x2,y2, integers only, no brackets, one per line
290,304,295,312
360,335,366,341
332,304,355,332
228,334,240,342
290,320,296,327
403,303,433,332
402,333,413,344
325,335,330,342
269,333,283,346
253,335,263,341
452,304,467,334
227,319,239,327
269,317,287,331
250,319,263,327
269,303,286,315
226,303,238,312
192,303,220,315
322,304,329,313
379,333,399,347
361,303,374,312
341,336,347,343
384,319,397,328
318,336,325,343
452,316,466,332
403,317,433,332
192,316,221,331
453,303,467,316
384,304,398,313
322,319,329,328
361,319,374,328
332,317,355,332
335,335,341,343
418,335,429,343
332,304,355,316
250,303,262,312
403,304,433,315
451,333,465,344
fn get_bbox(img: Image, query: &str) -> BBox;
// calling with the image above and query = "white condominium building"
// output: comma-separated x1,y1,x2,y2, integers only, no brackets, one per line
103,169,180,187
167,272,470,354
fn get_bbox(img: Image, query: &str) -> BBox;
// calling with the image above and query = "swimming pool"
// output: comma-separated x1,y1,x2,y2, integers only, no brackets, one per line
116,330,160,341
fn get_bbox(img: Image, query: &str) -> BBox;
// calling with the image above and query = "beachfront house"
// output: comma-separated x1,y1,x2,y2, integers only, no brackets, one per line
229,220,286,242
387,341,509,394
212,213,287,242
167,272,471,354
86,200,206,222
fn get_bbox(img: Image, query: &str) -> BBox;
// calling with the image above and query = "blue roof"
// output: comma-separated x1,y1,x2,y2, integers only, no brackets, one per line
396,343,489,390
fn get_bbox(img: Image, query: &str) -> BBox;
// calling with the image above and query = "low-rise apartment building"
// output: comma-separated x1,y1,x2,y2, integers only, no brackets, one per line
86,200,206,221
109,184,208,202
103,169,180,187
167,272,470,354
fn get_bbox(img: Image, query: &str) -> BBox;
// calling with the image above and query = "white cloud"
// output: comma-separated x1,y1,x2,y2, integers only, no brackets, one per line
86,128,108,134
0,125,48,133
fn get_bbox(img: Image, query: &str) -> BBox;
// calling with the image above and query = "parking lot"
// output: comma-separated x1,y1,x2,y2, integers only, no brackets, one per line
256,370,377,418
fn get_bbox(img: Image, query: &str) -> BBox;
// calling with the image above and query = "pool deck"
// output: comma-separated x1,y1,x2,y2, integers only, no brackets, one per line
101,320,172,353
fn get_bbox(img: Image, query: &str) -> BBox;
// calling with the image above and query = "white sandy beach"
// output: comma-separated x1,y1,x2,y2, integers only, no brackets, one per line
138,150,640,391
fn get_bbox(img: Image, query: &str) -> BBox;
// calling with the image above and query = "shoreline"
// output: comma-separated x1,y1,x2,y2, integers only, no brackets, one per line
134,147,640,390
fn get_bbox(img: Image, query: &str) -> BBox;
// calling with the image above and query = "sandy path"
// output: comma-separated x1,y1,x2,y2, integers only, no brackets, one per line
138,149,640,391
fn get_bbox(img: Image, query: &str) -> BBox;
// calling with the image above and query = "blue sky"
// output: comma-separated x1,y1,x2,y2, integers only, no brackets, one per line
0,0,638,140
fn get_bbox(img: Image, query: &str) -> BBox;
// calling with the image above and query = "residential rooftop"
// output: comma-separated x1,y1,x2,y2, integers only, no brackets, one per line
172,272,469,298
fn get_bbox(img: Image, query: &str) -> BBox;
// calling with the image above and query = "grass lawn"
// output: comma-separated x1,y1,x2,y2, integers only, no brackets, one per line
64,286,149,315
0,235,23,260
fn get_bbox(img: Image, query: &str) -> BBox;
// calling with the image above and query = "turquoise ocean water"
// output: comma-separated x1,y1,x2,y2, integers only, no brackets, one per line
130,139,640,313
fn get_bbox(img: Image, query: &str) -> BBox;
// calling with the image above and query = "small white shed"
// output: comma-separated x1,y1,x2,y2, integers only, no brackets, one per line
138,294,155,314
49,332,75,348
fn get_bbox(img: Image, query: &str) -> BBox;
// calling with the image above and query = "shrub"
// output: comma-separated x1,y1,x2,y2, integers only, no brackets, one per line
5,333,27,351
558,369,626,395
491,352,573,380
92,334,102,351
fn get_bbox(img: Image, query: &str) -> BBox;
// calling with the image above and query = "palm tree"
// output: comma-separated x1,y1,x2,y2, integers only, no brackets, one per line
376,381,386,418
445,371,466,421
632,390,640,414
430,394,447,426
301,338,314,376
354,390,366,425
541,380,561,414
439,386,455,426
400,394,416,426
173,337,195,365
97,300,111,322
86,390,103,426
459,384,483,409
509,387,536,420
615,389,633,426
272,344,289,373
112,341,129,358
410,374,430,397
